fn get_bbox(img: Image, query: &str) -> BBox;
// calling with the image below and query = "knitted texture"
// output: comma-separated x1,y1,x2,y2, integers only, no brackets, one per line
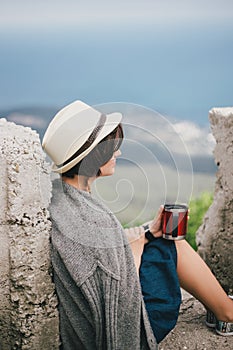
49,179,157,350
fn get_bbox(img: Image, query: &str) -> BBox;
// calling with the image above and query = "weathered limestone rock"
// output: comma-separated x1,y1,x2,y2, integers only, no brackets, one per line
160,290,233,349
196,108,233,293
0,119,59,350
161,108,233,349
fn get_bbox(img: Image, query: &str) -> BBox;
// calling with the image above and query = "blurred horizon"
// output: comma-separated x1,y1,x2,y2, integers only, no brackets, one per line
1,0,233,28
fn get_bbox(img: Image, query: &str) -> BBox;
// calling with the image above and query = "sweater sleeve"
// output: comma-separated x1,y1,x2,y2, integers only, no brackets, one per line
52,245,121,350
124,225,145,243
80,265,120,350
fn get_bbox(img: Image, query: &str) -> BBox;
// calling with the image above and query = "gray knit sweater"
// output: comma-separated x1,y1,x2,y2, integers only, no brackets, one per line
49,179,157,350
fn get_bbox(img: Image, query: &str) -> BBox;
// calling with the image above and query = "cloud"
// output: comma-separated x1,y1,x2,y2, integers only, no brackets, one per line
97,103,216,161
7,113,47,129
123,113,215,158
172,121,215,156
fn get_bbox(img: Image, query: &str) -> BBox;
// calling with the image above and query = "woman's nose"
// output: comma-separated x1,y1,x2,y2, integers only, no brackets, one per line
114,149,121,157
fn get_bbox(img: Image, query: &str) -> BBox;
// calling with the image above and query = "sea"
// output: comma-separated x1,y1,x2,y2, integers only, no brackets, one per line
0,21,233,126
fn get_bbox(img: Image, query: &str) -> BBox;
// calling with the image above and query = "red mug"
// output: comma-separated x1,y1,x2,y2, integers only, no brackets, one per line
162,203,188,240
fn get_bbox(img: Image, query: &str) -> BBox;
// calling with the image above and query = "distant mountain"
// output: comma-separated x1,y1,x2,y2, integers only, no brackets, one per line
0,106,217,175
0,106,58,141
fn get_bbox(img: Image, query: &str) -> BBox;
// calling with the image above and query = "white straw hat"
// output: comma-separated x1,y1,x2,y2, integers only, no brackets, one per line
42,100,122,173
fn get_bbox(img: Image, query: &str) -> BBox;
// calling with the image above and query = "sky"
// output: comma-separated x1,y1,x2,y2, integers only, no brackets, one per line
1,0,233,29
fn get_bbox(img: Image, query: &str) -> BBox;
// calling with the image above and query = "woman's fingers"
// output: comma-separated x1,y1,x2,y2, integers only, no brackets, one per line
154,205,164,228
149,205,164,237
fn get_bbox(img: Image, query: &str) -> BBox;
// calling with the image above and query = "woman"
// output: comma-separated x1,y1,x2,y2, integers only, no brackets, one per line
42,100,233,350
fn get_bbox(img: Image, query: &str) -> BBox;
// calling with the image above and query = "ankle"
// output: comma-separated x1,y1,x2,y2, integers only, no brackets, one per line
217,295,233,322
219,313,233,323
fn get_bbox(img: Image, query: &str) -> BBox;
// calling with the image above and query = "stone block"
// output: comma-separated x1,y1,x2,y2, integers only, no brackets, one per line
0,119,59,350
196,107,233,293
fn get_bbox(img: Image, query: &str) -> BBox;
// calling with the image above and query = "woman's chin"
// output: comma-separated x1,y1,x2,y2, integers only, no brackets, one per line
101,168,116,177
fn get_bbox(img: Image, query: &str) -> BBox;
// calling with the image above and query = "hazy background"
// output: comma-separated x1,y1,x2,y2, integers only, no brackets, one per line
1,0,232,224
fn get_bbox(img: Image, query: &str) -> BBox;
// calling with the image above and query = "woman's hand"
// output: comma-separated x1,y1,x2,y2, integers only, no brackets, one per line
143,205,164,243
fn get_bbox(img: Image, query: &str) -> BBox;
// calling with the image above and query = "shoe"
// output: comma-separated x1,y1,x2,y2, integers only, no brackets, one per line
206,309,216,328
215,320,233,336
215,295,233,336
205,295,233,330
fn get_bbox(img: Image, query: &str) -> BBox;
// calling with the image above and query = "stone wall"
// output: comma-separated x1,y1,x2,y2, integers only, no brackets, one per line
0,119,59,350
196,107,233,294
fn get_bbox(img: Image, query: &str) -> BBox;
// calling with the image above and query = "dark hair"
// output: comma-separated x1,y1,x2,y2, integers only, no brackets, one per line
62,123,123,178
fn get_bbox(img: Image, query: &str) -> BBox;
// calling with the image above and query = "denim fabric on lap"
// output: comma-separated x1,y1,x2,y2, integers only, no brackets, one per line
139,238,181,343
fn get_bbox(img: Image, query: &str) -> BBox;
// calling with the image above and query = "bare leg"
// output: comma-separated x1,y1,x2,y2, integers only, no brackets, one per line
175,240,233,322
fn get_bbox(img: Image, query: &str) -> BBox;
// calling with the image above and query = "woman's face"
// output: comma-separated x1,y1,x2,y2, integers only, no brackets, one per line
99,149,121,177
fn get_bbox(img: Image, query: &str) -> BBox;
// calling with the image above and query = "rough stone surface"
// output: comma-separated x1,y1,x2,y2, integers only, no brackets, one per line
160,290,233,350
160,108,233,349
0,119,59,350
196,108,233,294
